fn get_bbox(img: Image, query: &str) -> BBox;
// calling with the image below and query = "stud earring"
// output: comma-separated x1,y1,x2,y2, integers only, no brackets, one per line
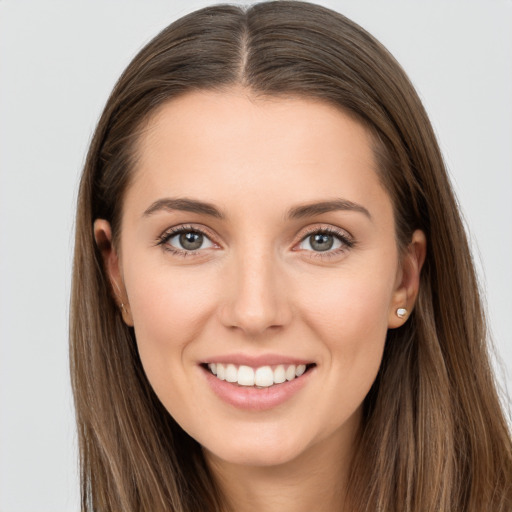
120,303,127,314
396,307,407,319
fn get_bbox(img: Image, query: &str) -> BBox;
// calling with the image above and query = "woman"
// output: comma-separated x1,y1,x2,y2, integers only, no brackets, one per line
70,1,512,511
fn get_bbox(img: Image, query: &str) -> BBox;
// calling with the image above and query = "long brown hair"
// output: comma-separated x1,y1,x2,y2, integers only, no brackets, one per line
70,2,512,510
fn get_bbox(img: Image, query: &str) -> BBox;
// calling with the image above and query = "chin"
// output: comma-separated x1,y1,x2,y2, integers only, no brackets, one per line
200,427,315,469
208,446,305,469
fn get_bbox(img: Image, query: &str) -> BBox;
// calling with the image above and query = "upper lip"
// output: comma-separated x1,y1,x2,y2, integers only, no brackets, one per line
201,353,314,367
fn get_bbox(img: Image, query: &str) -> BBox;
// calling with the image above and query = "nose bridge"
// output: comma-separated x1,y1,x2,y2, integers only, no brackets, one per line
221,243,290,335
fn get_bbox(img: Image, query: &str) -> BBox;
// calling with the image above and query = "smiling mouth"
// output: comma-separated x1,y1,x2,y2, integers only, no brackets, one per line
202,362,316,388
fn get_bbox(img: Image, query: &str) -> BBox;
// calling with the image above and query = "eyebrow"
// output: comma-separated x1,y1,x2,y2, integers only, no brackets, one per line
142,197,371,221
287,199,372,220
143,198,224,219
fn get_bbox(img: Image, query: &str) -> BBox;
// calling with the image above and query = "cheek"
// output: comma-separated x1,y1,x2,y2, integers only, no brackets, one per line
300,264,394,337
123,263,218,378
298,265,395,387
122,265,224,428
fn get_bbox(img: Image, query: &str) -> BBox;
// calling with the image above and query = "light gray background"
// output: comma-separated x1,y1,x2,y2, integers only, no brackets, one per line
1,1,511,511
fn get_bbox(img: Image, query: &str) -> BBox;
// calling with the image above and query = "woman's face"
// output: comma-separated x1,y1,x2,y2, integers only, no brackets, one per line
97,89,423,468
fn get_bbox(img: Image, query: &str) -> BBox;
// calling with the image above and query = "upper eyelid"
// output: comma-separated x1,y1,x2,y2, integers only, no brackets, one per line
296,224,354,242
158,224,217,241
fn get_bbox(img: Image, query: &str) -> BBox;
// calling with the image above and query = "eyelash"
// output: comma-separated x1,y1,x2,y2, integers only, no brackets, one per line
295,226,355,258
155,225,355,259
156,224,215,257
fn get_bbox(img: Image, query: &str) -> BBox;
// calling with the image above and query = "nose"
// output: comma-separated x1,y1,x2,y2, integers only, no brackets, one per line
218,250,292,336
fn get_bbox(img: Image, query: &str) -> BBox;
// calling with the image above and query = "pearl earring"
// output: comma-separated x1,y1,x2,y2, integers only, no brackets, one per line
396,307,407,319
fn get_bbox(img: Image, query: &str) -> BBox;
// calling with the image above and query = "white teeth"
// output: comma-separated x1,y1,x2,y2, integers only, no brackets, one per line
207,362,311,387
285,365,296,381
255,366,274,387
216,363,226,380
237,365,255,386
273,365,286,384
225,364,238,383
295,364,306,377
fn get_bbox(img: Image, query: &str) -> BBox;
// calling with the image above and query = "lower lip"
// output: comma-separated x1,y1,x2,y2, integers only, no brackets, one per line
201,365,315,411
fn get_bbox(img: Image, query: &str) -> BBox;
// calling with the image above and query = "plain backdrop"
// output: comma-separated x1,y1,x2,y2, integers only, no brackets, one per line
0,1,511,510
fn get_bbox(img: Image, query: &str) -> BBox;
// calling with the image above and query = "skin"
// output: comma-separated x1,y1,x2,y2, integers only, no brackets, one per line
95,88,426,512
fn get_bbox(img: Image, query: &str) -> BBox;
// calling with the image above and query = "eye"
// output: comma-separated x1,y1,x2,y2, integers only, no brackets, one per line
300,233,340,252
158,227,215,253
297,228,354,254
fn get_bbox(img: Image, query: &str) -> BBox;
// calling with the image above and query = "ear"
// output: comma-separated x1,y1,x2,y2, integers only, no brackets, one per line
388,229,427,328
93,219,134,326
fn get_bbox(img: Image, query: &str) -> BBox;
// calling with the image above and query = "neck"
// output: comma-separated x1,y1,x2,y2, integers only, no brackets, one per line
205,414,360,512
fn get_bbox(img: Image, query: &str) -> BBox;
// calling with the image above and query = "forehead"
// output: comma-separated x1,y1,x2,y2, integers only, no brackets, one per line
125,88,390,222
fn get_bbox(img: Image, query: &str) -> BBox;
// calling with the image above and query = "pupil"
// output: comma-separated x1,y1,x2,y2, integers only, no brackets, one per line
310,233,333,251
179,232,203,250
